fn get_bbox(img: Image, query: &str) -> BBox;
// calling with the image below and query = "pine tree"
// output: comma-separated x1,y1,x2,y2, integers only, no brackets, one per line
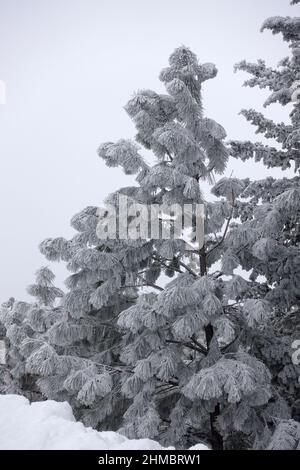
0,267,63,399
91,46,275,450
18,47,233,439
227,0,300,448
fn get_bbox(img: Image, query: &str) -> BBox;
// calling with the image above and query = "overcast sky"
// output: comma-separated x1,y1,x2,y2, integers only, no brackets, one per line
0,0,296,301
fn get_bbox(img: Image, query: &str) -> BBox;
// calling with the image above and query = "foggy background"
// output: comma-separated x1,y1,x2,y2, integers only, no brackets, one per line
0,0,296,300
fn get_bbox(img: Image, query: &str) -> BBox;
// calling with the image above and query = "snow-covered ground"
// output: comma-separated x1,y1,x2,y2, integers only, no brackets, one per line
0,394,209,450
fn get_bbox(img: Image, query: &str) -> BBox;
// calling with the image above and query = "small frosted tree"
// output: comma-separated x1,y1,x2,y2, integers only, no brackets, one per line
0,267,63,399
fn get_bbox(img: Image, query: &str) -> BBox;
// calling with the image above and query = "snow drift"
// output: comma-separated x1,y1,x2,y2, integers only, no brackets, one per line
0,394,209,450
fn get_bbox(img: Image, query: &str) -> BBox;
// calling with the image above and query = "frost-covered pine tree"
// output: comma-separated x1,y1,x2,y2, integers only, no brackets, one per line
15,47,233,437
91,46,277,450
0,267,63,399
227,0,300,449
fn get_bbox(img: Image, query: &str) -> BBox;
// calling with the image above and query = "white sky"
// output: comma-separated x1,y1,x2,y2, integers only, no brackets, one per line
0,0,297,300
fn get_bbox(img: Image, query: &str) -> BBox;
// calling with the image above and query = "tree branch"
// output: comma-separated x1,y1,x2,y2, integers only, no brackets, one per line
206,194,235,256
178,260,199,278
166,150,173,162
123,283,164,292
221,335,239,353
190,335,208,355
166,338,206,355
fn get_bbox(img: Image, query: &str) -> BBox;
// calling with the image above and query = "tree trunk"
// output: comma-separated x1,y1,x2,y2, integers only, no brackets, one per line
210,404,224,450
200,245,224,451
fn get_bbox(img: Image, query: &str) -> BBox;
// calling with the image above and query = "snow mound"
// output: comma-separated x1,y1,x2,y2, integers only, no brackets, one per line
0,395,209,450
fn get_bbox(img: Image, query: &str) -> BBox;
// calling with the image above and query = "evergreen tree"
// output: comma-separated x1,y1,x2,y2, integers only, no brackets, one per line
19,47,233,441
227,0,300,448
91,46,275,450
0,267,63,399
